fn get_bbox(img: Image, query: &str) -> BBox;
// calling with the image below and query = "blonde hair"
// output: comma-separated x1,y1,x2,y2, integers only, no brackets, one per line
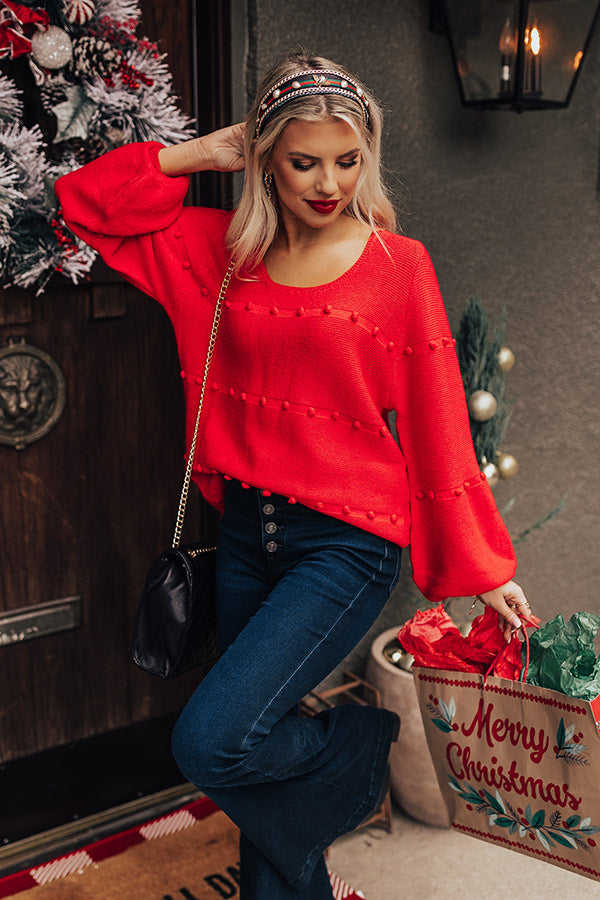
226,52,396,275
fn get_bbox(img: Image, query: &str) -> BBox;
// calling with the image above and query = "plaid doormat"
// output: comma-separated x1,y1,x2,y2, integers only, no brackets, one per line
0,797,365,899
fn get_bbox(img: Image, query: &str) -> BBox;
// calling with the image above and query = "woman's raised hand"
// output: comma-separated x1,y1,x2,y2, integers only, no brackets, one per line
158,123,246,177
202,123,246,172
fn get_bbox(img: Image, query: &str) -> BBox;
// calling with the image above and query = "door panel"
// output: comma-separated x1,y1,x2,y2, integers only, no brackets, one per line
1,286,211,762
0,0,229,765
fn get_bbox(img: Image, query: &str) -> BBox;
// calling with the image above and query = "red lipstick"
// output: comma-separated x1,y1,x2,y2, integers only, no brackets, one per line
305,199,339,215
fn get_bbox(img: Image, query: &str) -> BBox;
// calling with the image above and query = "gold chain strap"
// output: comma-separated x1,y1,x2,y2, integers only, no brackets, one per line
172,260,235,549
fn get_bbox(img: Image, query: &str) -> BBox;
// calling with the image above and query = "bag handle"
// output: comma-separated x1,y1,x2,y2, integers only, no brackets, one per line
483,614,536,683
172,260,236,549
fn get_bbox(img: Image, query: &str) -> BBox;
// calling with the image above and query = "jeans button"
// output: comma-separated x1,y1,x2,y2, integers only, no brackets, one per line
265,522,277,535
263,503,275,515
266,540,278,553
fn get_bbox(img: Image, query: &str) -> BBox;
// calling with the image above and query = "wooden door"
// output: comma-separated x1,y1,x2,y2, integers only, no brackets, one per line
0,0,230,770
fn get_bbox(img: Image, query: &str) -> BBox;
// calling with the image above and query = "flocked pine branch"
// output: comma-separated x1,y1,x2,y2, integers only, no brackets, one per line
0,153,25,233
1,0,196,291
0,75,23,122
0,121,50,218
94,0,143,22
85,52,194,146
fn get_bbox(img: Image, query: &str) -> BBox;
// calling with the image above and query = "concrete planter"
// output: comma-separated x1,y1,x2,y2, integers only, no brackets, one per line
365,626,451,828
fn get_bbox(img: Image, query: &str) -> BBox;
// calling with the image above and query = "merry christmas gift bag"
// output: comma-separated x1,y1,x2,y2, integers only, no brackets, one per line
413,669,600,881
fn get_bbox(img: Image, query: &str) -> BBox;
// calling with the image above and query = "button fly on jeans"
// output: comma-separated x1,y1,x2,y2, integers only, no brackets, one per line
265,522,278,535
263,503,275,515
265,540,278,553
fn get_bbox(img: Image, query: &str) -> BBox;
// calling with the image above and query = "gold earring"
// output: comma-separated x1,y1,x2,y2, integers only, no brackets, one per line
264,171,272,200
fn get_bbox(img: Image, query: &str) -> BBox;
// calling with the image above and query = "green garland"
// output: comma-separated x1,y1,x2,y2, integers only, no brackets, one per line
455,296,511,467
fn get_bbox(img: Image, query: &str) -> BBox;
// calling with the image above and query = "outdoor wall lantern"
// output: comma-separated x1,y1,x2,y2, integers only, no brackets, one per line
431,0,600,110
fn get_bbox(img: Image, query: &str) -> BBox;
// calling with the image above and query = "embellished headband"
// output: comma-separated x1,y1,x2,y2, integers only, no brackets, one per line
255,69,370,137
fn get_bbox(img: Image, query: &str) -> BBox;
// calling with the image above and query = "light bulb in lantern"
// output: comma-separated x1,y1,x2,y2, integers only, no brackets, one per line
499,18,516,96
527,23,542,94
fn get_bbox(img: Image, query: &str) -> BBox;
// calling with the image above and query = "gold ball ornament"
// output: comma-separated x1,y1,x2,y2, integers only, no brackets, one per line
31,26,73,69
498,346,515,372
481,460,500,488
467,390,497,421
497,452,518,479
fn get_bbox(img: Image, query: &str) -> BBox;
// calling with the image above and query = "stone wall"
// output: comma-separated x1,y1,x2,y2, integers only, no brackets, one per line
242,1,600,667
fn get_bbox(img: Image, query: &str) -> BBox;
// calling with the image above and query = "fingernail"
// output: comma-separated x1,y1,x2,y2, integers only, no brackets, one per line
511,617,521,629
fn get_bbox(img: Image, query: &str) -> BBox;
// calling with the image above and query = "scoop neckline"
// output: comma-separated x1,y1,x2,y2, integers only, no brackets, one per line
257,230,377,290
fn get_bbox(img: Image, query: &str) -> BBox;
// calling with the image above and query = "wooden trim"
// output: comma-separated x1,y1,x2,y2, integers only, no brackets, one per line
191,0,234,209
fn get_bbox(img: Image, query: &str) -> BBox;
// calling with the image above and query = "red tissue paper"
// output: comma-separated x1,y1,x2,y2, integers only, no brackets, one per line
398,604,539,680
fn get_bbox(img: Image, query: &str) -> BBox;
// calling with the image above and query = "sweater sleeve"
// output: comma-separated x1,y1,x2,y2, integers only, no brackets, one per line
391,245,516,603
54,141,190,306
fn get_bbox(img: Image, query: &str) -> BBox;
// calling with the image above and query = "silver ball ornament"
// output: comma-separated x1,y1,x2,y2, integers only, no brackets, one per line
498,346,515,372
31,26,73,70
497,452,518,479
467,390,497,422
482,460,500,488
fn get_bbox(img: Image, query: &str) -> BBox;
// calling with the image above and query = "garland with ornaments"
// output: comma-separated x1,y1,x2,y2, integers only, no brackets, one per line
454,296,565,551
0,0,194,294
455,296,517,488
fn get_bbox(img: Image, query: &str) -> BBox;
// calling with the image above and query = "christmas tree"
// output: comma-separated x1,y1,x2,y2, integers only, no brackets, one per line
0,0,194,293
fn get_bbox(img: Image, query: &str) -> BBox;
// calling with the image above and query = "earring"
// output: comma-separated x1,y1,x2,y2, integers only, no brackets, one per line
264,171,272,200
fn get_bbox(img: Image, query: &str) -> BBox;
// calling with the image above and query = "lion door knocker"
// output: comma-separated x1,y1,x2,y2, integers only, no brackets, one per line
0,338,66,450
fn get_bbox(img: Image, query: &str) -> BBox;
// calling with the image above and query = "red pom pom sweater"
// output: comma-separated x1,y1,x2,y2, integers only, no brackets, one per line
55,141,516,602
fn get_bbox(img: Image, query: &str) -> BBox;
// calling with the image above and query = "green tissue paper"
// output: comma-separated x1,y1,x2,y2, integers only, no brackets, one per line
526,612,600,700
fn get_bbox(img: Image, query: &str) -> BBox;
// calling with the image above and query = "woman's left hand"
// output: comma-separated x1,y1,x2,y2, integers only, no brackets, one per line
477,580,534,642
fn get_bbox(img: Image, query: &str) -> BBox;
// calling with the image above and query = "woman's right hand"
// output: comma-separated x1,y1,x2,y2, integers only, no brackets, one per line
159,123,246,177
478,580,534,642
201,123,246,172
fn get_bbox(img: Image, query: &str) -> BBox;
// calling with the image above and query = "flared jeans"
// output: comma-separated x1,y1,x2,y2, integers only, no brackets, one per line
171,480,401,898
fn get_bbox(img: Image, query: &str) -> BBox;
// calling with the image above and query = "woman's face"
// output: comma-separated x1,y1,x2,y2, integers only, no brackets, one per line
267,117,362,232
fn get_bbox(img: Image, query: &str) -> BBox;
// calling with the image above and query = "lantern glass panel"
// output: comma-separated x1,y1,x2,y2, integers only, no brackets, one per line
528,1,598,103
442,0,600,107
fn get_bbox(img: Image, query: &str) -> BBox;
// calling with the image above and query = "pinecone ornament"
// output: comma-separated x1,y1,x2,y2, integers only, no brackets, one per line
69,134,107,165
64,0,96,25
72,36,120,80
40,79,69,111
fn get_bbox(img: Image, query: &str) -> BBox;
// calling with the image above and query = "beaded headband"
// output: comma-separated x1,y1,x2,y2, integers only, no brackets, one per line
255,69,370,137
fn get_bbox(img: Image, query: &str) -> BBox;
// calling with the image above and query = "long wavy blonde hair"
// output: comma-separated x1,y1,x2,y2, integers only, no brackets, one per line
226,52,396,275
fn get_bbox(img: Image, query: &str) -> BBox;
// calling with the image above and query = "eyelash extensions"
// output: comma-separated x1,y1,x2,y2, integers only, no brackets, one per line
291,158,359,172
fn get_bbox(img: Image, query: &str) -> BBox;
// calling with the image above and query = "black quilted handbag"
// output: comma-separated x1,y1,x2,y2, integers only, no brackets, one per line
132,543,218,679
131,262,234,679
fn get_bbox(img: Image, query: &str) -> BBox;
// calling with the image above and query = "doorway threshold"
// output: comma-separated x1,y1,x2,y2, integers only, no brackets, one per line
0,782,203,878
0,711,189,873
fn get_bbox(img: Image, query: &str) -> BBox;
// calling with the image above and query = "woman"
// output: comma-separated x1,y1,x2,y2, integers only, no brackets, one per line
56,52,533,900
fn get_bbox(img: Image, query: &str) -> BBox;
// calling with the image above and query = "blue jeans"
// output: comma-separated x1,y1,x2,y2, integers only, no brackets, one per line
171,480,401,898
